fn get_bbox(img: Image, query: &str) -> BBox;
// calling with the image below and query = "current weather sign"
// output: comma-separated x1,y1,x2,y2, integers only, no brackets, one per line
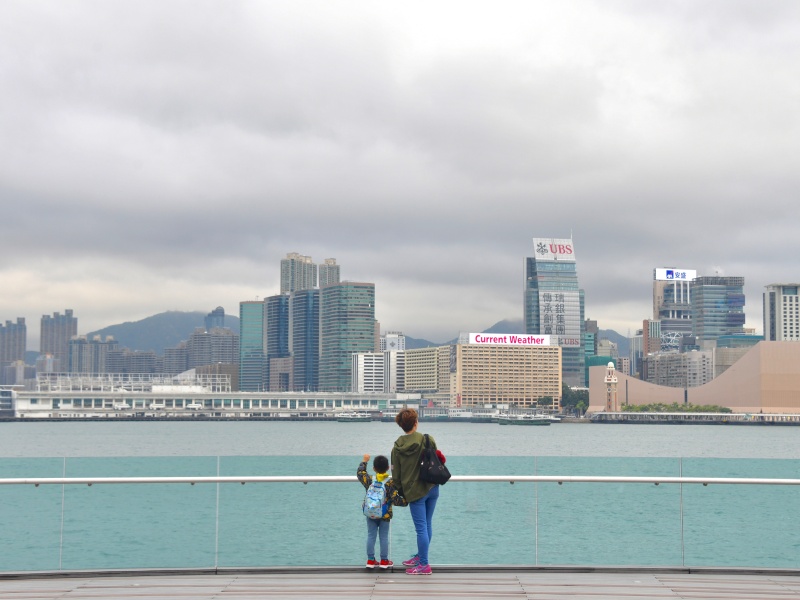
655,268,696,281
468,333,551,346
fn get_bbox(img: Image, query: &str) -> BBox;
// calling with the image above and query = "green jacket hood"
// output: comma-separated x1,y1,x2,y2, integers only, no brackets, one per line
393,432,425,456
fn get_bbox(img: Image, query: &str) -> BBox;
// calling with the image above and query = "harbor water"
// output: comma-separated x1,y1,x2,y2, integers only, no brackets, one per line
0,421,798,571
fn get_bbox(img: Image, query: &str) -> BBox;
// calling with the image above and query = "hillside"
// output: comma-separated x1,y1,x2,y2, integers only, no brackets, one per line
86,311,240,355
82,312,627,356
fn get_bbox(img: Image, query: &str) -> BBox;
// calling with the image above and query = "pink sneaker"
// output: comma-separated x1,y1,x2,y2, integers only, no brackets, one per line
406,563,432,575
402,555,420,567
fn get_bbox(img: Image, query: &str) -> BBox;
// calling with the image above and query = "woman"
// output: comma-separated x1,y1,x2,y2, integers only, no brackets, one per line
391,408,439,575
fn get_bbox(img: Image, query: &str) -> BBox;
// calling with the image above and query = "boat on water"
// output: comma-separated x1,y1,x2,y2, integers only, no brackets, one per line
497,413,552,426
335,411,372,422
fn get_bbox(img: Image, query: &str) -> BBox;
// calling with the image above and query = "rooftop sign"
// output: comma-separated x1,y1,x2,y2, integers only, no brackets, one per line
532,238,576,262
468,333,551,346
655,268,697,281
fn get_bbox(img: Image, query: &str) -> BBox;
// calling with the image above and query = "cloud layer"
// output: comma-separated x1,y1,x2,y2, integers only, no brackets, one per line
2,1,799,346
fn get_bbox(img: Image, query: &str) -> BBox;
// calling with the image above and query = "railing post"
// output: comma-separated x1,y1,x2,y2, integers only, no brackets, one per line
59,457,66,571
680,457,685,567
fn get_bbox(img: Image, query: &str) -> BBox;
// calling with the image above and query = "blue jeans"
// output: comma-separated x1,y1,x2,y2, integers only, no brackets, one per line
409,485,439,566
366,517,389,561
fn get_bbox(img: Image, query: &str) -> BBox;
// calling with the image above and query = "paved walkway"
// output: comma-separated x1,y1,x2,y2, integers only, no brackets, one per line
1,570,800,600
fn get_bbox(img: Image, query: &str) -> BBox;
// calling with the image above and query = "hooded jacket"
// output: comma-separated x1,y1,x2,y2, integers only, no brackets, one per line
391,431,437,503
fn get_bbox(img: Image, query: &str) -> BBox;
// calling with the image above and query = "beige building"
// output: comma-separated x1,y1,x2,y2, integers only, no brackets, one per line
589,341,800,413
404,342,562,409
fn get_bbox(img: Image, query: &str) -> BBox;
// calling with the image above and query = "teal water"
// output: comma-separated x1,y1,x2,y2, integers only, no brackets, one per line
0,422,798,571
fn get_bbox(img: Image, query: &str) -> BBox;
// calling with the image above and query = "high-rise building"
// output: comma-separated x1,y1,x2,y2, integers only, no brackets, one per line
380,332,406,352
319,282,376,391
280,253,317,293
642,319,662,354
289,288,319,391
187,327,239,369
68,335,118,373
41,310,77,370
653,268,696,345
264,294,290,391
691,276,745,344
319,258,341,287
204,306,226,331
0,318,26,368
763,283,800,341
524,237,585,387
239,300,266,391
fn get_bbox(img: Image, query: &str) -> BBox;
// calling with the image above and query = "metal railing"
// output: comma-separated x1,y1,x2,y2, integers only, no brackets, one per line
1,469,799,573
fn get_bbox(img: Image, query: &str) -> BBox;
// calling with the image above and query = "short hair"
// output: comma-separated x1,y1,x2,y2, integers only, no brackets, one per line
395,408,418,433
373,455,389,473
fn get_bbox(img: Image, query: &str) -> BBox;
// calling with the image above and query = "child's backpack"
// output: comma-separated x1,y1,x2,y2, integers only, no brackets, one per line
362,480,389,519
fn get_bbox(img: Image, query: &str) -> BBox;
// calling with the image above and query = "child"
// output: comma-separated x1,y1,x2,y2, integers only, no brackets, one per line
357,453,407,569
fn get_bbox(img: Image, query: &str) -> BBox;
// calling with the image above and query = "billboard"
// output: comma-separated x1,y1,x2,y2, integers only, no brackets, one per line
655,268,697,281
468,333,551,346
532,238,576,262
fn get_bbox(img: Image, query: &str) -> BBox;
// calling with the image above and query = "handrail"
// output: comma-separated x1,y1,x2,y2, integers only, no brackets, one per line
1,475,799,485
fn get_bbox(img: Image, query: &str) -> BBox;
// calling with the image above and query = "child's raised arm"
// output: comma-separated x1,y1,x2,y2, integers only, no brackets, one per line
357,454,372,488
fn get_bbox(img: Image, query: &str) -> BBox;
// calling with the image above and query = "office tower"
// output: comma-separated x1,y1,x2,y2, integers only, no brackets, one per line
204,306,225,331
239,300,266,391
380,332,406,352
280,253,317,293
319,258,341,287
764,283,800,341
691,276,746,344
187,327,239,369
524,237,585,387
264,294,290,391
40,309,77,370
653,268,696,343
642,319,662,354
289,288,319,391
68,336,118,373
352,352,385,392
319,282,376,391
0,318,26,367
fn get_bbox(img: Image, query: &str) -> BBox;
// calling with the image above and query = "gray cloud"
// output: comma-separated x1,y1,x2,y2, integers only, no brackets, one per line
1,1,798,346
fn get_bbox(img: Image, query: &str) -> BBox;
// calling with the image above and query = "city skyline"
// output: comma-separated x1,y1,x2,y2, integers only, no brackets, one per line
2,3,799,346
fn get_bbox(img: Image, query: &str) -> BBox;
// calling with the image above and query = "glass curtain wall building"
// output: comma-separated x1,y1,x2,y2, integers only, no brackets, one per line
690,276,745,344
238,300,266,391
319,282,376,392
524,238,585,387
264,295,290,391
289,289,320,391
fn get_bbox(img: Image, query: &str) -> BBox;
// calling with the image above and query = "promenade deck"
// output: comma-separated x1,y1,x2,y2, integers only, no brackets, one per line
2,568,799,599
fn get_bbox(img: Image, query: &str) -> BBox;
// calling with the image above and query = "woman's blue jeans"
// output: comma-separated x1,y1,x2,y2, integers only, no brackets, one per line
409,485,439,566
366,517,389,560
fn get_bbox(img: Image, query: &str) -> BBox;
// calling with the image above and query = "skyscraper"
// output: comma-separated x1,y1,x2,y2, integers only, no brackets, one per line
238,300,265,391
691,276,745,344
40,310,77,370
524,237,585,387
653,268,696,345
318,258,341,287
319,282,376,391
204,306,225,331
264,294,290,391
0,318,26,368
289,288,319,391
763,283,800,341
280,253,317,293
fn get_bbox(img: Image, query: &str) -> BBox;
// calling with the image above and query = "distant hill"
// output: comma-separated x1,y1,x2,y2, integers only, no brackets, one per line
599,329,630,357
78,312,628,357
86,311,240,356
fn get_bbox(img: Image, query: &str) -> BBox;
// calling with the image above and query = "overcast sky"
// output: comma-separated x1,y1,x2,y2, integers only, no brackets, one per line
2,1,799,348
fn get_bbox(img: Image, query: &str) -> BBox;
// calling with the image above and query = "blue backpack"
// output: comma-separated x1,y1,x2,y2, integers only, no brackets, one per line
362,480,389,519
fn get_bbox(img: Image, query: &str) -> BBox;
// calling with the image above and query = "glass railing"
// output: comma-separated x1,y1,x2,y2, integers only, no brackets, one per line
0,456,798,572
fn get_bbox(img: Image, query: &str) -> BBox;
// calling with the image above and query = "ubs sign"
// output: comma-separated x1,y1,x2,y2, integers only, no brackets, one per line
533,237,576,262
